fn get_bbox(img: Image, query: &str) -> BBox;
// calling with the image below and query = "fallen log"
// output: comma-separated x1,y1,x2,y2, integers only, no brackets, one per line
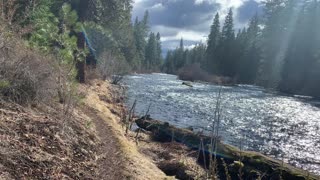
136,116,319,180
182,82,193,87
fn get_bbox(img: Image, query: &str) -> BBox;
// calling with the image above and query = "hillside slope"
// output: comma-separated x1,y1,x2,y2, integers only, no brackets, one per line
0,80,169,179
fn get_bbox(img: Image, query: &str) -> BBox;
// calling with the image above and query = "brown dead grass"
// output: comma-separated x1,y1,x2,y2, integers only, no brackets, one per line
131,131,206,180
0,100,98,179
81,80,171,180
0,78,176,180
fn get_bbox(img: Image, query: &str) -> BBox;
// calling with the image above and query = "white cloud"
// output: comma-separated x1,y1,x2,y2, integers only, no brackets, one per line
133,0,262,50
194,0,217,5
162,30,207,42
152,25,207,42
215,0,247,22
184,44,197,49
151,3,165,11
133,0,145,3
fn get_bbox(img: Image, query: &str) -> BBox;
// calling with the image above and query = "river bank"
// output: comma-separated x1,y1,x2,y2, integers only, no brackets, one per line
125,73,320,176
77,80,171,179
135,116,320,179
0,79,170,179
2,76,317,179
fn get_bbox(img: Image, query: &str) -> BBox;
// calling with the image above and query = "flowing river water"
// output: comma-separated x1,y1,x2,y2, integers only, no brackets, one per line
124,73,320,175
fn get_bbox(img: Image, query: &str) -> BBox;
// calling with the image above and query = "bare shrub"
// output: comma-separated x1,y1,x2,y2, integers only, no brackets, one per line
98,50,131,84
178,63,234,85
0,25,58,104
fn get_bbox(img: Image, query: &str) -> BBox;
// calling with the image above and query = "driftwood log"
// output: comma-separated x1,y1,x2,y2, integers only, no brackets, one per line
182,82,193,87
136,116,319,180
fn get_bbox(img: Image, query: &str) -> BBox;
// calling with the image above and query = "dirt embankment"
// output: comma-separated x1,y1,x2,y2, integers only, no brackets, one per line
81,80,170,179
0,99,97,179
0,80,170,180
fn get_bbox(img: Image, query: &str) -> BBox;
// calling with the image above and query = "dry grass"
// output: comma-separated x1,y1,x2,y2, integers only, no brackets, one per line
132,131,206,179
0,99,98,179
81,80,171,179
0,25,58,105
0,78,171,180
0,23,101,179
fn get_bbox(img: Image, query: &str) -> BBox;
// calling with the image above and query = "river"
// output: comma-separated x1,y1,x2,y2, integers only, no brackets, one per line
124,73,320,175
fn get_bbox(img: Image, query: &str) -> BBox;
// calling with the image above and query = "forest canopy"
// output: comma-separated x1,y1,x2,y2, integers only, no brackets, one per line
1,0,320,98
162,0,320,98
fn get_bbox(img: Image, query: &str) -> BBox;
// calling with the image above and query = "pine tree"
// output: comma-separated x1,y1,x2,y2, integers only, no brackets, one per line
134,10,150,70
193,43,207,66
206,13,221,73
163,51,175,74
258,0,291,88
237,14,261,83
175,38,185,70
155,32,163,69
145,32,157,70
218,8,236,77
29,2,83,65
280,1,320,96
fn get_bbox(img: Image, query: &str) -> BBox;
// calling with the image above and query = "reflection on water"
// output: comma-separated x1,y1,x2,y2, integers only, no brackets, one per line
124,73,320,175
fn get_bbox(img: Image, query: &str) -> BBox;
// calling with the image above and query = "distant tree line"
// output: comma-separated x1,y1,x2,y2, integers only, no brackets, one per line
162,0,320,98
133,11,163,72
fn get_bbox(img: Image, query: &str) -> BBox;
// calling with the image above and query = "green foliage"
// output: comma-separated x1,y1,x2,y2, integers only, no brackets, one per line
207,0,320,97
0,80,10,89
217,8,236,77
29,2,85,66
258,0,291,88
131,10,165,72
162,42,206,74
28,1,59,53
133,11,150,70
162,51,175,74
279,0,320,96
236,14,261,84
145,32,157,69
206,13,221,73
144,32,163,71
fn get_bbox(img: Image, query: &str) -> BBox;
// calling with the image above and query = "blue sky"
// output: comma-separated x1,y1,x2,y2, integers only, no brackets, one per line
132,0,263,52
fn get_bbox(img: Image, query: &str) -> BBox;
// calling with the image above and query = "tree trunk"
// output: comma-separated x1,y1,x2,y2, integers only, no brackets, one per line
76,32,86,83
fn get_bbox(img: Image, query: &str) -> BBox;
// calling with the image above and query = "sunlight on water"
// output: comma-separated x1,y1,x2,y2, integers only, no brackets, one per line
125,73,320,175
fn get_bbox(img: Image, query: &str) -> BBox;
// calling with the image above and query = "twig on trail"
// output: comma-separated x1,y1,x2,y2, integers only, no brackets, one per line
238,138,244,180
171,129,175,142
198,138,207,174
135,128,141,145
280,156,284,180
126,100,136,134
144,103,152,119
135,103,152,143
208,87,223,179
222,158,231,180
